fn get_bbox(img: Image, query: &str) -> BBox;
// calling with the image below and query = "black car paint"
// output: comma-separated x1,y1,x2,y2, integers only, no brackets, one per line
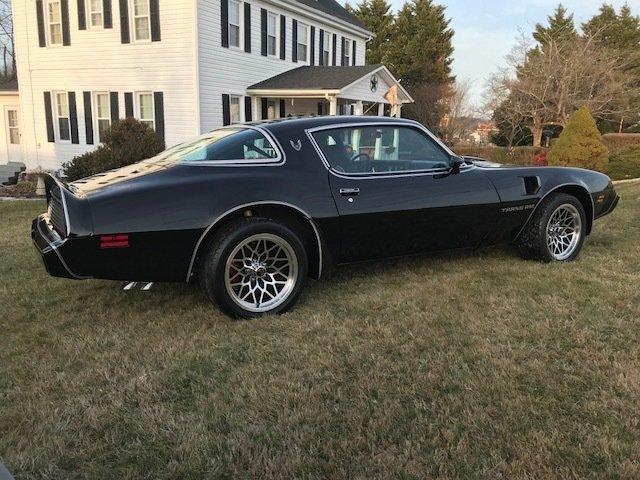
32,116,619,283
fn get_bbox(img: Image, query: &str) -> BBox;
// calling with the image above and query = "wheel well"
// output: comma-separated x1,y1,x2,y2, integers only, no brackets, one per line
189,204,322,281
554,185,594,235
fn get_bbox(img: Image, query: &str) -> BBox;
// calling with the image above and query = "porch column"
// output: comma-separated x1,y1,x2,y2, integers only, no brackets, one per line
251,96,260,121
377,103,385,116
328,96,338,116
355,101,363,116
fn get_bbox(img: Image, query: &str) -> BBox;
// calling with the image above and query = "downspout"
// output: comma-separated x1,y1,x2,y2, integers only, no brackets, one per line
22,1,40,167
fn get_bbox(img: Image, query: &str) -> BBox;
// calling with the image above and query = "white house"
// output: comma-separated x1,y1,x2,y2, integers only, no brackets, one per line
3,0,412,172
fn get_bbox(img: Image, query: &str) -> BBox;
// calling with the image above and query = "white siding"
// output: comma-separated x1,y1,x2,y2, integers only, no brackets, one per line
341,70,395,103
197,0,368,131
13,0,198,170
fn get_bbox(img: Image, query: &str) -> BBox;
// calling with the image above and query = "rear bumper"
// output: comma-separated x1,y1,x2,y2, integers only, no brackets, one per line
31,215,88,280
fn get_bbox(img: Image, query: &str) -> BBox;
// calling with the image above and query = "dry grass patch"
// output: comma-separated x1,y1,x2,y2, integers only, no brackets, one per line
1,183,640,479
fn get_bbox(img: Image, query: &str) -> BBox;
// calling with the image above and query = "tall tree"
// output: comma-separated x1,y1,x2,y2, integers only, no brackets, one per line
582,4,640,52
532,4,578,46
347,0,394,64
0,0,15,79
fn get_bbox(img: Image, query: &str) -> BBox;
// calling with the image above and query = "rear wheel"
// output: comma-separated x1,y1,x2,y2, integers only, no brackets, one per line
199,218,307,319
517,193,586,262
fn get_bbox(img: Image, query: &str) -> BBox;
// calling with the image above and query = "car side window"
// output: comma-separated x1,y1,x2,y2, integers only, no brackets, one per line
312,125,451,174
176,128,279,162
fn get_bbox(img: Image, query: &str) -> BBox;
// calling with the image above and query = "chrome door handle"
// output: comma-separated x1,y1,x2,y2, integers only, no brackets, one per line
339,188,360,196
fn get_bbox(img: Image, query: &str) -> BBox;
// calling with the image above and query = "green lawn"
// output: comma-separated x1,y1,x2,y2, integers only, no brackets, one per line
1,183,640,479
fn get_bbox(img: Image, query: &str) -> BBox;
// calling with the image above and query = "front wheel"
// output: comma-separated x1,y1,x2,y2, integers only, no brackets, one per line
517,193,587,262
199,218,308,319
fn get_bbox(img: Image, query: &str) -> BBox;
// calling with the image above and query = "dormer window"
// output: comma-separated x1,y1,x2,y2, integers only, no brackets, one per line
228,0,241,48
132,0,151,41
88,0,103,28
46,0,63,45
296,22,309,62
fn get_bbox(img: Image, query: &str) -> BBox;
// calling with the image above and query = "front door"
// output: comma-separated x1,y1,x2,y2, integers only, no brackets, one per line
4,107,21,163
310,123,502,262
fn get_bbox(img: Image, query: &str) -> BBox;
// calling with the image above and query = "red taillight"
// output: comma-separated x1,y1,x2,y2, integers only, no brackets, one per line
100,234,130,249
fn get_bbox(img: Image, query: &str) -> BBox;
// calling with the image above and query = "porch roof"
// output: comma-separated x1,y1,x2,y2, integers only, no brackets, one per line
248,65,384,91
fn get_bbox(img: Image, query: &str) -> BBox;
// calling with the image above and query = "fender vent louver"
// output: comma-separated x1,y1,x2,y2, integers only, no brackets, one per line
523,176,541,196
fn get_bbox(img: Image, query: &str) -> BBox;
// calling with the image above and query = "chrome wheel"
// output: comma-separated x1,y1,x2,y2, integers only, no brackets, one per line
224,233,298,313
546,203,582,261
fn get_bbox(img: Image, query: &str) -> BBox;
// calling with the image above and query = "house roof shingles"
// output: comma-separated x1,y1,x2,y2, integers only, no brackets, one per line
248,65,383,91
295,0,365,29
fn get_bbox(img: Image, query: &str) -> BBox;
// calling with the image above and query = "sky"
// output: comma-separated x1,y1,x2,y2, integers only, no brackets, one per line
358,0,639,109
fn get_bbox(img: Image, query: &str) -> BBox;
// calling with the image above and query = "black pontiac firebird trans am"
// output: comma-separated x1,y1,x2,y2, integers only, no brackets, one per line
33,116,619,318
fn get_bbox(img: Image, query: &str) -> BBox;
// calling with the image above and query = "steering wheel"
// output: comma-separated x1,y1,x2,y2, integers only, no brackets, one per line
350,153,373,173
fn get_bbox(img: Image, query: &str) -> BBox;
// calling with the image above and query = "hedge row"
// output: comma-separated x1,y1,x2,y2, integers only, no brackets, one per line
453,146,547,166
602,134,640,155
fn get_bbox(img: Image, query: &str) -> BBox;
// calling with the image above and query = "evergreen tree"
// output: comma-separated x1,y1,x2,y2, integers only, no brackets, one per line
582,4,640,52
348,0,394,64
548,107,609,171
533,4,578,46
385,0,454,88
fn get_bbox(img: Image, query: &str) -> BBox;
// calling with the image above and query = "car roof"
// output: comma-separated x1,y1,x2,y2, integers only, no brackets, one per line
247,115,418,134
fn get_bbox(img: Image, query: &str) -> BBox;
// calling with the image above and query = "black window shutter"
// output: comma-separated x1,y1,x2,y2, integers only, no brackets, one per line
83,91,94,145
36,1,46,46
279,15,285,60
341,37,346,66
150,0,160,40
332,33,337,66
243,3,251,52
352,41,356,66
154,92,165,141
291,19,297,62
279,99,285,118
124,92,134,117
221,0,229,48
119,0,130,43
222,94,231,126
110,92,119,124
310,26,315,65
244,97,252,121
61,0,71,45
318,29,324,65
103,0,113,28
77,0,86,30
261,98,268,119
260,9,267,56
44,92,54,142
69,92,79,144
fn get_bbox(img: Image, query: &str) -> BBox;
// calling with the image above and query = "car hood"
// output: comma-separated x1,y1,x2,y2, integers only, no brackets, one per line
462,156,520,168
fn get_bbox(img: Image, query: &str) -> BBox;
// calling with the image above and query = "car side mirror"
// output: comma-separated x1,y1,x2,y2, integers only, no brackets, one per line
450,156,464,174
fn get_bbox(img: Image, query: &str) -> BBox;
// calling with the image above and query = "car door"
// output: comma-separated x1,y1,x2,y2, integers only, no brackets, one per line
310,123,502,262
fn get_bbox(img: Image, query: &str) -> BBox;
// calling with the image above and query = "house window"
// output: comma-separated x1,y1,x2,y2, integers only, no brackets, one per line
54,92,70,141
297,22,308,62
46,0,63,45
230,95,241,123
137,92,155,130
323,30,330,65
7,110,19,144
344,38,352,66
267,12,277,56
88,0,103,27
228,0,241,48
132,0,151,41
95,92,111,142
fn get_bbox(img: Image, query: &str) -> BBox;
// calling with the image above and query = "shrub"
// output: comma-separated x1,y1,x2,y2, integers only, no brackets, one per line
63,118,165,181
548,107,608,171
605,147,640,181
533,150,548,166
602,133,640,155
15,181,36,195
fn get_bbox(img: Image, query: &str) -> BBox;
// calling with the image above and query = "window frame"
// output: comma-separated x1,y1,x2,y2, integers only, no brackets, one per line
93,91,111,144
6,108,19,145
87,0,104,29
135,92,155,131
130,0,152,42
344,38,352,66
228,0,242,49
46,0,63,46
53,91,71,143
322,30,331,66
296,21,309,63
229,94,242,124
176,126,285,166
266,11,278,57
306,122,461,178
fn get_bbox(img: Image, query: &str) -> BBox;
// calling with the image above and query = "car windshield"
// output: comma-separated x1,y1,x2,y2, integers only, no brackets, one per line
147,128,279,164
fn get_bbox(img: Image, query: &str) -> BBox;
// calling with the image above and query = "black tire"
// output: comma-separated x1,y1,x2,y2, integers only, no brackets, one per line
199,217,308,319
517,193,587,262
